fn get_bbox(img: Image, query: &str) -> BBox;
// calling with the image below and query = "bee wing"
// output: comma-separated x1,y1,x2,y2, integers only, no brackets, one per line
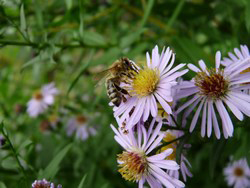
93,69,110,87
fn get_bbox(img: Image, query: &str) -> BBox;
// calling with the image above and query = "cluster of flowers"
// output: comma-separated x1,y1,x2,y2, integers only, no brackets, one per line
26,83,97,141
108,45,250,187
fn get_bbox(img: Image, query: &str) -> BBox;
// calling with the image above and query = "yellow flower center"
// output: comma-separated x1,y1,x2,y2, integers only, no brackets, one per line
131,68,160,97
234,167,244,177
158,132,177,160
76,115,87,125
194,68,229,100
117,151,148,182
33,91,43,100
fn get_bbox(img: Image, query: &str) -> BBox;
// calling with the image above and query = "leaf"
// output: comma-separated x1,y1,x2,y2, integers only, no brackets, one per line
38,144,72,180
77,174,87,188
67,49,95,95
245,1,250,32
79,0,84,40
65,0,73,10
16,140,33,153
209,139,226,179
20,4,27,33
82,31,107,47
120,28,146,48
140,0,154,28
0,182,7,188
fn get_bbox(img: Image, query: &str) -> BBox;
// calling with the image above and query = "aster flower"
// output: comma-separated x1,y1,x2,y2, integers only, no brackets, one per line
221,45,250,94
111,119,185,188
27,83,59,117
66,115,97,141
175,51,250,139
113,45,188,129
223,158,250,188
158,130,192,182
0,135,6,148
32,179,62,188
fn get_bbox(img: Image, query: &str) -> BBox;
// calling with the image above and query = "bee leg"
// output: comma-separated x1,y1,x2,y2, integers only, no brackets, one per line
122,95,127,103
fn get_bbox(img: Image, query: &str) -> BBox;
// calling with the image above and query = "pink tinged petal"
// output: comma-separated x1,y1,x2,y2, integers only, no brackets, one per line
175,87,199,100
187,63,201,73
198,60,208,73
224,98,244,121
182,97,202,127
146,175,163,188
158,47,171,73
207,100,213,137
221,57,233,66
156,90,172,103
137,123,142,148
127,99,145,129
227,95,250,116
215,100,234,137
146,132,165,154
160,53,175,76
145,121,162,152
150,164,185,188
176,95,200,114
154,93,172,114
143,98,150,121
146,118,156,141
152,45,159,68
231,91,250,103
130,98,146,126
190,99,204,132
141,125,148,149
201,100,208,137
161,63,187,79
150,95,158,117
149,168,175,188
138,179,143,188
161,70,189,83
228,52,238,61
211,104,221,139
146,52,151,68
215,51,221,71
148,149,173,162
234,47,244,59
153,160,179,170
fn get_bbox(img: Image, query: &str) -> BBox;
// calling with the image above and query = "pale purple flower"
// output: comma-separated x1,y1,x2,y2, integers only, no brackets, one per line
66,115,97,141
224,158,250,188
221,45,250,94
32,179,62,188
113,45,188,129
111,119,185,188
27,83,59,117
175,51,250,139
0,135,6,148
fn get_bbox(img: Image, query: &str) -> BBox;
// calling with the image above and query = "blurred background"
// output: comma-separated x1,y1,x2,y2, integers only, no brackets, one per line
0,0,249,187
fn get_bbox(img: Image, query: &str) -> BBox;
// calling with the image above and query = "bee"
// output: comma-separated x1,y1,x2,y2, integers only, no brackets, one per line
96,58,139,107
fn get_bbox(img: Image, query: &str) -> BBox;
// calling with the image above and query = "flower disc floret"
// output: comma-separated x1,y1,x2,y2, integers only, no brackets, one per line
194,68,229,100
117,151,148,182
131,68,160,97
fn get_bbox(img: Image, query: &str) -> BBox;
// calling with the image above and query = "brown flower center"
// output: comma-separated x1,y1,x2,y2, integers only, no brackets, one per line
117,151,148,182
33,91,43,100
234,167,244,177
76,115,87,125
194,68,229,100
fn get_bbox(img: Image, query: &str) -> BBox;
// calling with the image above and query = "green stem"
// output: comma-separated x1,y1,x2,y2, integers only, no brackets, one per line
167,0,185,28
0,123,27,179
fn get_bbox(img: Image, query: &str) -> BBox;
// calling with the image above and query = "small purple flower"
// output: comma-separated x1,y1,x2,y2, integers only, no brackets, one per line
111,119,185,188
175,51,250,139
32,179,62,188
224,158,250,188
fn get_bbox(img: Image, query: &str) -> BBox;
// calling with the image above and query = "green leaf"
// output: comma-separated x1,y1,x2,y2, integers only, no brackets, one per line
245,1,250,32
16,140,33,153
140,0,154,28
120,28,146,49
65,0,73,10
0,182,7,188
38,144,72,180
82,31,107,47
77,174,87,188
79,0,84,40
20,4,27,34
67,49,95,95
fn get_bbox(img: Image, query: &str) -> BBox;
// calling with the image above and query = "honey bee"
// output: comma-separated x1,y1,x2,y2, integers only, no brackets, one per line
96,58,139,107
